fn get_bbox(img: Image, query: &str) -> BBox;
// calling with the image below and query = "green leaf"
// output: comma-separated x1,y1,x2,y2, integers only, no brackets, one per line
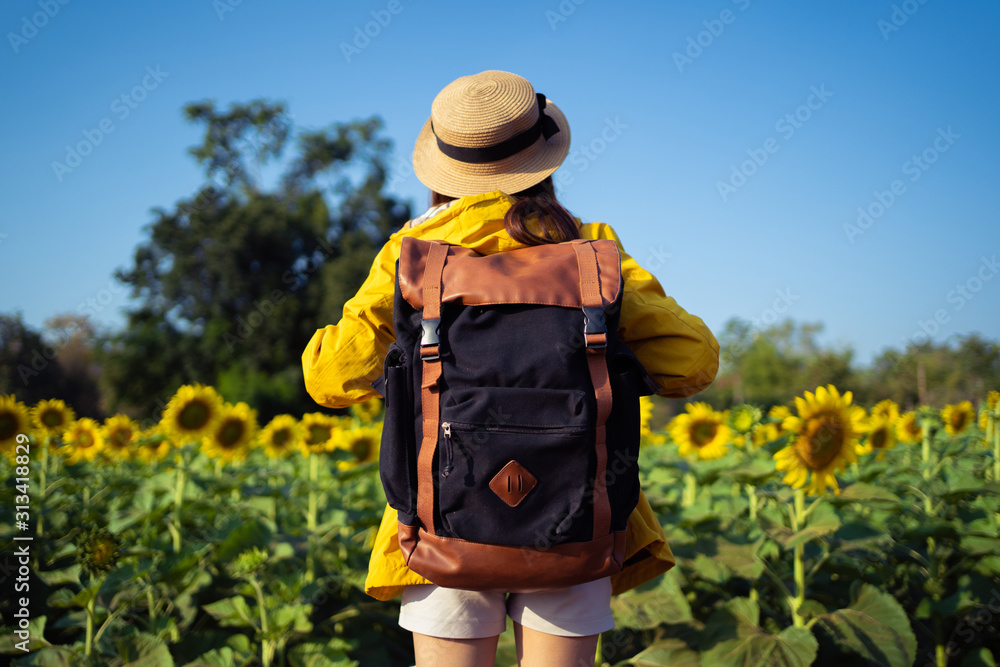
287,640,359,667
816,583,917,667
214,517,273,563
961,647,997,667
784,502,841,549
0,615,47,654
7,646,76,666
722,459,776,485
612,570,692,630
624,638,701,666
832,482,901,504
271,603,313,634
701,597,818,667
202,596,256,629
183,647,238,667
113,633,175,666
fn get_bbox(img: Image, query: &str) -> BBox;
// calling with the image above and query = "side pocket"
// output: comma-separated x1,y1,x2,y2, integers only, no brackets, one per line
605,346,653,531
379,343,418,522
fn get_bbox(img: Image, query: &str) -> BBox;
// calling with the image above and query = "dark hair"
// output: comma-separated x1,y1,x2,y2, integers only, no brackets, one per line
430,176,579,246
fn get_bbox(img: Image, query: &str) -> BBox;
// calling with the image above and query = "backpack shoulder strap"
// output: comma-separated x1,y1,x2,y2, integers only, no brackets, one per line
416,241,449,536
571,240,613,539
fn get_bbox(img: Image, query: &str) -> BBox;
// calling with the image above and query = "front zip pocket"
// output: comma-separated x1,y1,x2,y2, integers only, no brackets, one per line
435,421,595,547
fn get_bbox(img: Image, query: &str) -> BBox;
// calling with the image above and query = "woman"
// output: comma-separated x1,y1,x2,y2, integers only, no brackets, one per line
303,70,719,666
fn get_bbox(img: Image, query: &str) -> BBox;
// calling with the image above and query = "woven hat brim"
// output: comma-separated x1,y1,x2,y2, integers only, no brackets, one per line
412,99,571,198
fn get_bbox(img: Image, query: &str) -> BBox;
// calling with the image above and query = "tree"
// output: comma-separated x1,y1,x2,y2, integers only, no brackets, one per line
102,100,411,421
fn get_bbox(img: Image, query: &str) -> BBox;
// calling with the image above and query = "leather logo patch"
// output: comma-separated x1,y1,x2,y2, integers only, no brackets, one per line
489,460,537,507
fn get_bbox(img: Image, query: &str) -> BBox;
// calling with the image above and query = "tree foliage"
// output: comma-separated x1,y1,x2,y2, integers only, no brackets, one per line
100,99,410,421
700,317,999,411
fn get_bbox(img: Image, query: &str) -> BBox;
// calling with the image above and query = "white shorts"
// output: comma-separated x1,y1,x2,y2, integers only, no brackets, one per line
398,577,614,639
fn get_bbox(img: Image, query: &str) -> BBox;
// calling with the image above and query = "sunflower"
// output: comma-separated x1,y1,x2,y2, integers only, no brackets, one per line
77,527,121,578
202,402,258,462
941,401,974,435
729,404,761,436
335,425,381,469
774,385,866,495
668,402,732,460
768,404,791,421
871,399,901,423
350,398,383,423
747,421,781,448
896,411,922,444
0,394,31,457
857,416,897,460
160,384,225,444
62,418,105,465
987,390,1000,411
31,398,75,439
134,428,171,463
103,414,141,461
300,412,340,456
259,415,304,458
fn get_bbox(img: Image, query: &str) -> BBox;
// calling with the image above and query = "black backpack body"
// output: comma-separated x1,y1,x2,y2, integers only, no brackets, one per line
374,237,659,590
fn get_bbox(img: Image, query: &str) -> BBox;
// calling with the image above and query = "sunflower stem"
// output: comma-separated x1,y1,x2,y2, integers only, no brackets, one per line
146,586,157,624
682,471,697,508
306,454,319,583
172,459,186,554
745,483,758,522
921,422,933,481
992,410,999,482
84,576,102,657
249,574,273,667
788,489,807,628
38,437,49,538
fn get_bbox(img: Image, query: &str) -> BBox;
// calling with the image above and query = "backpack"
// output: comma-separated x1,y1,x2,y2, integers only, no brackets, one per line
373,236,660,591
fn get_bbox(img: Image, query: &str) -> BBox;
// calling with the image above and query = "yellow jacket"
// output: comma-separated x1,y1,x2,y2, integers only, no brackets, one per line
302,190,719,601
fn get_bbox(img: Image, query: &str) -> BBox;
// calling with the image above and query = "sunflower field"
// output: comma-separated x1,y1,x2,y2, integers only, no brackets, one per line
1,386,999,667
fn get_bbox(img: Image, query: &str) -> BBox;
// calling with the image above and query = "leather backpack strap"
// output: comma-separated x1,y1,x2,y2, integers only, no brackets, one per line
571,240,613,539
416,241,449,535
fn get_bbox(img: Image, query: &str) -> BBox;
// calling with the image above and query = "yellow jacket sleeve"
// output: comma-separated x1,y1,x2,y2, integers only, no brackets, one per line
581,223,720,398
302,237,400,409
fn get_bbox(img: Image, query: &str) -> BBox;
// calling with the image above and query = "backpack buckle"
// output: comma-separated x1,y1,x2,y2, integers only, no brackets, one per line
583,307,607,349
420,318,441,360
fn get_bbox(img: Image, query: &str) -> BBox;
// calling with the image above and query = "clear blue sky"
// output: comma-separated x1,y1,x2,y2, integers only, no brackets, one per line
1,0,997,366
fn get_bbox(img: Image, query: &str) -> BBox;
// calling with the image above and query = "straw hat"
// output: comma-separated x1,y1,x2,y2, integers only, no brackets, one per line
413,70,571,198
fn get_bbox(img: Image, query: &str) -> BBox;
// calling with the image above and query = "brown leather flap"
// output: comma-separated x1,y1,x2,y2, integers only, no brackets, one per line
398,522,626,591
398,237,622,310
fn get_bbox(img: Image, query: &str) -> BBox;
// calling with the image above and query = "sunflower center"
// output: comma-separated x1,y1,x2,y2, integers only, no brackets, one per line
272,428,291,448
0,413,17,440
108,428,133,449
948,411,969,432
179,400,211,430
217,419,245,448
308,425,331,446
41,409,64,428
734,412,754,432
92,540,114,566
77,432,95,449
798,414,845,470
690,420,718,447
351,437,373,461
870,427,889,450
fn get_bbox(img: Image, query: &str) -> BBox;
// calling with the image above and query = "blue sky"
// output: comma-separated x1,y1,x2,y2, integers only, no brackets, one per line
1,0,997,367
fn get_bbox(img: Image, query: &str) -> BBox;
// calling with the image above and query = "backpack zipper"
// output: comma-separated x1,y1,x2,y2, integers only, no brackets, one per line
441,422,454,477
